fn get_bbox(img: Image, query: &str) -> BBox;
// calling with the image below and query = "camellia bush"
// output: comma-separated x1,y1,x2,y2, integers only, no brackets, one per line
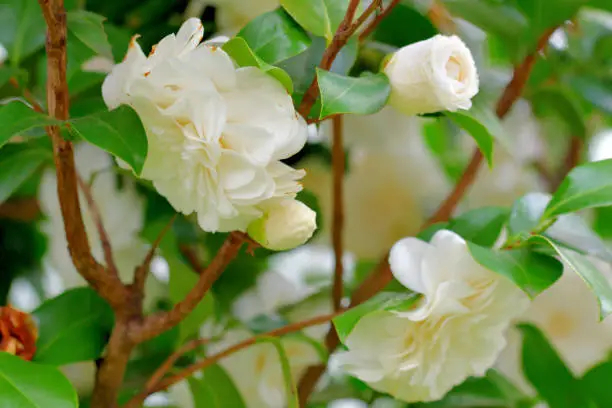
2,0,612,407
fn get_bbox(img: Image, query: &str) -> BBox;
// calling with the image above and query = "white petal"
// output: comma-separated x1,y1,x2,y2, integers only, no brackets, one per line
389,237,429,294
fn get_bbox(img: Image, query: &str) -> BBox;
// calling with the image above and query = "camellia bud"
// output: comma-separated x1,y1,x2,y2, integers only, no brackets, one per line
0,306,38,361
383,34,479,116
247,199,317,251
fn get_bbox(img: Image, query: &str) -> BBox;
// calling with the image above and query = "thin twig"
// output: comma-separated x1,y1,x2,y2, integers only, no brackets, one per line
9,78,45,113
331,116,345,311
551,136,582,191
133,215,177,292
358,0,401,41
179,244,204,274
76,175,119,277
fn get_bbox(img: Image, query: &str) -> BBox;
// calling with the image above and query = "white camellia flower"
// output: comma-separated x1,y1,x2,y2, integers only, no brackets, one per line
336,230,529,402
102,18,308,233
247,199,316,250
39,143,164,308
383,35,479,116
0,43,7,65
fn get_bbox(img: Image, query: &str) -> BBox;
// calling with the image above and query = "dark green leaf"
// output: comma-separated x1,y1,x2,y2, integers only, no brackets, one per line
33,287,114,365
582,361,612,407
0,142,52,203
518,324,593,408
222,37,294,93
531,87,586,139
569,76,612,115
467,243,562,297
531,236,612,319
0,0,46,65
372,4,437,47
449,207,509,247
544,159,612,218
0,101,59,149
69,105,148,175
280,0,352,43
316,69,390,119
238,8,311,65
0,352,78,408
67,10,113,60
333,292,419,344
189,364,247,408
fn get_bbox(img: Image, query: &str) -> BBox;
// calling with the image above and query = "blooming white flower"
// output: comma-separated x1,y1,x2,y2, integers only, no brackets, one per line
0,43,7,65
102,18,308,233
39,143,164,308
336,230,528,402
383,35,479,116
247,199,316,250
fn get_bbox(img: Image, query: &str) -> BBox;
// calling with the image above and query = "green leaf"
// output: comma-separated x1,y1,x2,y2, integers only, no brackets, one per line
333,292,419,344
0,352,78,408
0,101,59,149
518,324,594,408
582,361,612,407
467,243,562,297
0,142,52,203
508,192,551,238
531,236,612,319
569,76,612,115
316,69,390,119
256,337,299,408
238,8,311,65
544,159,612,218
446,105,505,168
449,207,509,247
32,287,114,365
280,0,352,43
531,87,586,139
67,10,113,60
189,364,247,408
0,0,46,66
222,37,294,93
372,4,437,47
69,105,148,175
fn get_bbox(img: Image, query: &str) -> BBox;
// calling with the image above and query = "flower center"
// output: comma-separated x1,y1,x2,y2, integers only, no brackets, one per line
545,310,576,339
445,55,464,83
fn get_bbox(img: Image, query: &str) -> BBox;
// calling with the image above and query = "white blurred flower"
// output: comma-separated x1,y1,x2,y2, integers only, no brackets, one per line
0,43,7,65
185,0,278,35
61,362,96,396
82,56,115,73
305,109,449,260
247,199,316,251
208,328,320,408
497,263,612,392
384,35,479,116
336,230,528,402
103,18,307,233
38,143,164,308
233,245,355,323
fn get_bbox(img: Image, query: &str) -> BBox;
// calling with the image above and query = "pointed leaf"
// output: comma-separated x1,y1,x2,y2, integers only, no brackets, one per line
0,0,46,65
280,0,352,43
0,101,59,149
0,142,52,203
189,364,247,408
67,10,113,60
449,207,509,247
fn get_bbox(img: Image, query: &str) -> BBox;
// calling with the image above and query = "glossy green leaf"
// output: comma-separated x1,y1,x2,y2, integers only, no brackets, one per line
0,0,46,65
0,142,52,203
334,292,419,344
507,192,550,238
544,159,612,218
372,4,437,47
531,236,612,319
280,0,352,43
531,87,586,139
446,105,505,168
0,352,78,408
256,337,298,408
33,287,114,365
467,243,562,297
518,324,594,408
0,101,59,149
67,10,113,60
569,76,612,115
449,207,509,247
316,69,390,119
238,8,311,65
189,364,247,408
582,361,612,407
222,36,293,93
69,105,148,175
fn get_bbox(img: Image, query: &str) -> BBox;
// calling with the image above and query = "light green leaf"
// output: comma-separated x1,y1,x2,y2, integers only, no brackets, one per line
316,69,390,119
256,337,298,408
69,105,148,175
238,8,311,65
280,0,352,43
531,87,586,139
544,159,612,218
67,10,113,60
189,364,247,408
334,292,419,344
0,101,59,149
531,236,612,319
0,142,52,203
467,243,562,297
222,36,293,93
507,192,551,238
449,207,509,247
446,105,505,168
0,0,46,65
0,352,78,408
518,324,594,408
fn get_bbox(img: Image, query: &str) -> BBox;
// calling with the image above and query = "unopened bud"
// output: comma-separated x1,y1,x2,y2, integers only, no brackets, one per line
0,306,38,361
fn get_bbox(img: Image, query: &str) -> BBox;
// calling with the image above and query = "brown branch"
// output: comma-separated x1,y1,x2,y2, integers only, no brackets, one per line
0,198,40,221
133,215,177,293
123,312,341,408
331,116,345,311
551,136,582,191
179,244,204,273
131,232,245,343
358,0,400,41
76,175,119,278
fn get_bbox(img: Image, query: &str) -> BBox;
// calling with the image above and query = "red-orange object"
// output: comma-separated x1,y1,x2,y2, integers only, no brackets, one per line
0,306,38,361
